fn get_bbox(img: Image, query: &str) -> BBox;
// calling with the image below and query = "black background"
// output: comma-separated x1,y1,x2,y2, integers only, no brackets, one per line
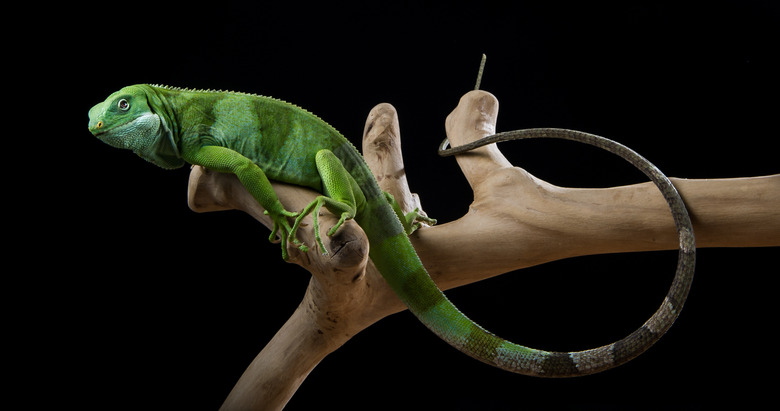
20,1,779,409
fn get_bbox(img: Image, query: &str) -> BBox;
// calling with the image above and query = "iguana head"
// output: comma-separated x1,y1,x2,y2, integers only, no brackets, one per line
88,85,183,169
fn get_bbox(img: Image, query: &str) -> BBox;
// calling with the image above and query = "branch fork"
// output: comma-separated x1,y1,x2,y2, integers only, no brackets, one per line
187,90,779,410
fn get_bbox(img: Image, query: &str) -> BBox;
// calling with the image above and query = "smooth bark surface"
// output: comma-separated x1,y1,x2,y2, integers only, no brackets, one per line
185,90,779,410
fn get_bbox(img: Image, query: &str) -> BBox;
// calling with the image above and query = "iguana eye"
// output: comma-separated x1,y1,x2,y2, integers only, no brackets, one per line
117,99,130,111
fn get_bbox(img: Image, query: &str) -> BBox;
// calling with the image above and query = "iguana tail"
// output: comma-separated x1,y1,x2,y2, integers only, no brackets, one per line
358,128,695,377
364,202,694,377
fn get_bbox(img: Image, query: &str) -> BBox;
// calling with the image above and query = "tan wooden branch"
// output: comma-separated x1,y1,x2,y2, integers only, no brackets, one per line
186,90,780,411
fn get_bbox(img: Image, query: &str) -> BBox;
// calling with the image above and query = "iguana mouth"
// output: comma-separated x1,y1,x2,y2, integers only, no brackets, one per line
90,115,152,137
89,121,107,136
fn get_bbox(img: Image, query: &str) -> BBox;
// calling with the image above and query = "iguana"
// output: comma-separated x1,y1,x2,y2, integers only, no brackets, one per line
88,84,695,377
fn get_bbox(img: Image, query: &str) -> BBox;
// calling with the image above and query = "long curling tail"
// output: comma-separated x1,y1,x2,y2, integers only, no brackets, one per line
368,127,696,377
370,223,693,377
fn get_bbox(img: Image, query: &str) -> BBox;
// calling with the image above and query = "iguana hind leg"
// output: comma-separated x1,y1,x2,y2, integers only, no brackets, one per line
383,192,436,235
291,149,364,255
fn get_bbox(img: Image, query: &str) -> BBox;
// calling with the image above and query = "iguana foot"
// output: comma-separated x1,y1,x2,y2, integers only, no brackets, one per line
265,209,305,260
291,195,355,256
404,208,437,235
383,192,436,235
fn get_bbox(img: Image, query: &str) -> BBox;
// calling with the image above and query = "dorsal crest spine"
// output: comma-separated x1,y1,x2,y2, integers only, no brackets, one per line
146,84,331,127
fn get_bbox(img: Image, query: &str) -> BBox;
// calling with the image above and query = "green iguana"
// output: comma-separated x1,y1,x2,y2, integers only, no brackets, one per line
88,84,694,377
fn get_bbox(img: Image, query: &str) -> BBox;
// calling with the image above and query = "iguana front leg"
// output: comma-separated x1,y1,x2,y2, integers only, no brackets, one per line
184,145,303,259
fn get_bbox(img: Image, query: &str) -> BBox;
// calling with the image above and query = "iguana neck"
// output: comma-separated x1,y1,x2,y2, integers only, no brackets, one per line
140,85,180,139
135,85,183,169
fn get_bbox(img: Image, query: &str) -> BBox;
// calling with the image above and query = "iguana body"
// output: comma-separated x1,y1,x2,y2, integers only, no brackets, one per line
88,84,694,377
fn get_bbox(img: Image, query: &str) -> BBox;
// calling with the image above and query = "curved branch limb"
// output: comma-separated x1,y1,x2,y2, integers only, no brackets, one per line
415,91,780,286
362,103,417,211
189,166,377,410
187,91,780,410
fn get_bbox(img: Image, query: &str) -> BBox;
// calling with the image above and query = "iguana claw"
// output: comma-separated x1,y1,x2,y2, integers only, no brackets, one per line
265,209,303,260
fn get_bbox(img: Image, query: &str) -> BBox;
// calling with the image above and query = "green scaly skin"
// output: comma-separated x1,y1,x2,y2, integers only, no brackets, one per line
88,84,694,377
